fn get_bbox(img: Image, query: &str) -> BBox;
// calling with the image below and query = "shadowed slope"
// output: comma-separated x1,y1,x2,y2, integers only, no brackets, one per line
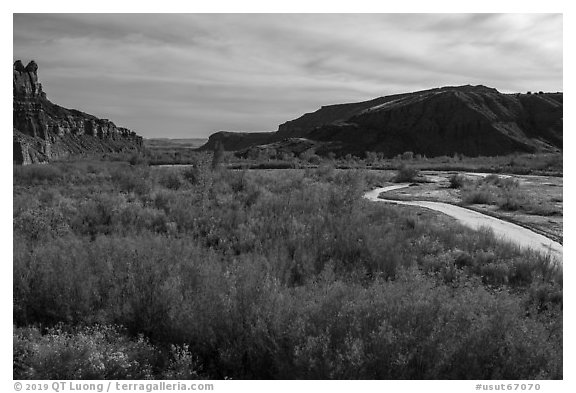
202,85,562,157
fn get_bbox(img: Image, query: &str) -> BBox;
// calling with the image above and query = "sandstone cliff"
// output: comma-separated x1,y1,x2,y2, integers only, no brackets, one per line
13,60,143,164
202,85,563,157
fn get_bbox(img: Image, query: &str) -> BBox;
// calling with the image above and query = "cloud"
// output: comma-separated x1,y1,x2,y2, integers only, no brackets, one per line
13,13,562,138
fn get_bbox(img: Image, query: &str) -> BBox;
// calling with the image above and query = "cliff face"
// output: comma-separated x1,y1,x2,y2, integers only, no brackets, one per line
202,85,563,157
13,60,143,164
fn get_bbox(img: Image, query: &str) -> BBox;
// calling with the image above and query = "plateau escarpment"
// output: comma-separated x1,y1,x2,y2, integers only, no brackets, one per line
13,60,143,164
202,85,563,158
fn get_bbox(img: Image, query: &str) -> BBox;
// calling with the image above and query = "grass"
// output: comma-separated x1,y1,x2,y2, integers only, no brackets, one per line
13,158,562,379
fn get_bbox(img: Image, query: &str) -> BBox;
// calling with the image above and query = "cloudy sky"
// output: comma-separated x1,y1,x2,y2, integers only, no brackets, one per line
13,13,562,138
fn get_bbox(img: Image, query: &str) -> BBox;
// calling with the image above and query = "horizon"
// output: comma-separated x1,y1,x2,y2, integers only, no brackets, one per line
13,14,563,138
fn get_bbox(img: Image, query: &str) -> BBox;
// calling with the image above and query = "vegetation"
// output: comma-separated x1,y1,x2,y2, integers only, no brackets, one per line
448,173,468,189
141,138,562,177
393,164,419,183
13,157,562,379
462,175,561,216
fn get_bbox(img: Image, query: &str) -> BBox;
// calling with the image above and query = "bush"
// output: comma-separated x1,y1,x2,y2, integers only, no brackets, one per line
111,167,151,196
401,151,414,160
307,154,322,165
462,185,496,205
71,194,119,237
158,170,183,190
128,153,148,166
182,166,201,185
315,163,335,180
497,188,525,211
14,207,70,241
448,173,467,189
394,164,418,182
365,151,379,165
14,325,157,379
14,164,63,184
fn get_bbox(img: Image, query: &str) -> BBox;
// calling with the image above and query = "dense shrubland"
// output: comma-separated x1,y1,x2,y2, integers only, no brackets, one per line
13,157,562,379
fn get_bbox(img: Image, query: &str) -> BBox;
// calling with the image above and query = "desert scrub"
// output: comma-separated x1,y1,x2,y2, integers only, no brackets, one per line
13,159,563,379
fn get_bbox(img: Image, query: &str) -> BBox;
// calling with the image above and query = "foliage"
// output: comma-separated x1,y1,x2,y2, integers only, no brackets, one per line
401,151,414,160
13,158,562,379
14,164,63,184
448,173,467,189
461,175,560,215
13,325,204,380
394,164,419,183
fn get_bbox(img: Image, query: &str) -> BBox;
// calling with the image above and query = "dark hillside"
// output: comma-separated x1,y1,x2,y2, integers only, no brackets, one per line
202,85,562,157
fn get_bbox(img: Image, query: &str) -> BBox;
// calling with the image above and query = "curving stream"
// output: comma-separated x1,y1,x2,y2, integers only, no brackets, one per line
364,185,563,265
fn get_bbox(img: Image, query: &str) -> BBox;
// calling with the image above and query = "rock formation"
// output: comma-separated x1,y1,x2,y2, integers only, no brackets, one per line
201,85,563,157
13,60,143,164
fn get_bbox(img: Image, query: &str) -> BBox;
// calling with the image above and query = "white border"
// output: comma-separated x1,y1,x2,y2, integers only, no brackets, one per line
3,2,572,392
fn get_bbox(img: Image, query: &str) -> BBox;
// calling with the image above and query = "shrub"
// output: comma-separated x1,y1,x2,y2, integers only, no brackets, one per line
182,166,201,185
162,344,202,379
462,185,496,205
128,153,148,166
315,163,335,180
14,207,70,241
158,170,183,190
448,173,467,189
394,164,418,182
14,164,63,184
401,151,414,160
14,325,158,379
111,167,151,196
71,194,120,237
307,154,322,165
365,151,379,165
497,188,525,211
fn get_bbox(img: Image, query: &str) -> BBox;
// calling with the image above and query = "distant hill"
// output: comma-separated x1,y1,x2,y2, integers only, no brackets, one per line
201,85,562,157
145,138,208,150
199,131,275,151
13,60,143,164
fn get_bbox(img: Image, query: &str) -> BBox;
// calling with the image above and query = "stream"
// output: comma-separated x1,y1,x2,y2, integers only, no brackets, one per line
364,185,563,265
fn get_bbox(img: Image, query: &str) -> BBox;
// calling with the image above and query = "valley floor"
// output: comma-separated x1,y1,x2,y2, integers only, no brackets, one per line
13,158,563,379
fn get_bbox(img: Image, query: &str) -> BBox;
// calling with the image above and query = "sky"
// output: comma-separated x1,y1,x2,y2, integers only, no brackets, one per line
13,13,563,139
